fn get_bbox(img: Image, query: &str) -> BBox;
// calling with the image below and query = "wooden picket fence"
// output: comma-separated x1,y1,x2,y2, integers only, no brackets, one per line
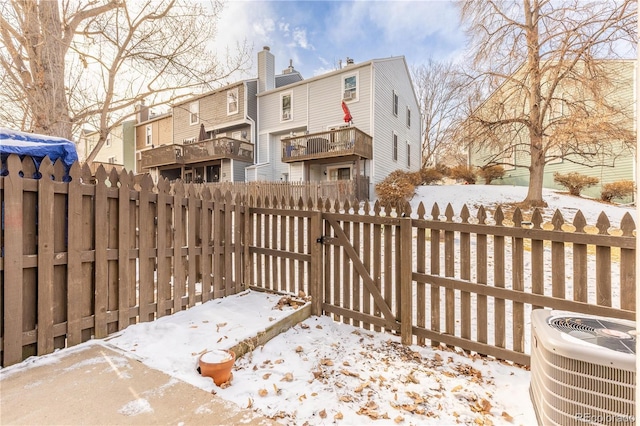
1,155,636,368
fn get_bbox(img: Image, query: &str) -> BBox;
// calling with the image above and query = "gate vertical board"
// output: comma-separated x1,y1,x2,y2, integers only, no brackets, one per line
117,171,131,330
225,192,235,295
444,205,455,337
66,164,83,345
201,188,213,300
620,213,636,311
430,204,441,347
383,211,392,330
187,185,197,307
80,165,95,342
373,207,382,331
596,213,612,307
342,206,352,325
309,211,323,316
53,168,67,350
37,159,55,354
572,212,588,303
362,206,371,330
156,179,171,317
352,211,361,329
512,209,525,353
416,204,427,346
234,195,244,294
138,175,155,322
530,209,544,311
459,206,471,341
172,182,185,312
551,211,566,300
107,171,119,335
94,167,108,336
476,209,488,344
21,159,37,359
212,191,223,298
493,208,506,349
399,216,412,345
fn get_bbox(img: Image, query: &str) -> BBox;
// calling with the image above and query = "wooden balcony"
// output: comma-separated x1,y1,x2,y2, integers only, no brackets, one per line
141,137,254,169
281,127,373,163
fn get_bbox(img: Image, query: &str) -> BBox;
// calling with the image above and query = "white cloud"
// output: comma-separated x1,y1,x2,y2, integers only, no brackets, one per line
292,27,314,50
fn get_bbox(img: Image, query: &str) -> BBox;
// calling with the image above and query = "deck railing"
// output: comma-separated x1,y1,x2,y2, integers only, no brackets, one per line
281,127,372,163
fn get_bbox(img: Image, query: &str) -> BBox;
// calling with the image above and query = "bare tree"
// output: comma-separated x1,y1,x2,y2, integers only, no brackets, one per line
460,0,636,206
412,60,468,168
0,0,250,164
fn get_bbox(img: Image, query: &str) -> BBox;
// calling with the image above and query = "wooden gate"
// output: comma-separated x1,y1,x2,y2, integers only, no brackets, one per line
319,207,413,343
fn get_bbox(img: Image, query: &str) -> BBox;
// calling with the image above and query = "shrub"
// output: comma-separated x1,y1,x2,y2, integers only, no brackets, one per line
601,180,635,203
375,170,415,209
420,167,445,185
449,165,476,184
433,163,450,177
553,172,599,196
478,165,505,185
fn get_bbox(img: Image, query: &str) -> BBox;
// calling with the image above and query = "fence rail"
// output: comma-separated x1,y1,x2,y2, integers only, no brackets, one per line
1,155,635,368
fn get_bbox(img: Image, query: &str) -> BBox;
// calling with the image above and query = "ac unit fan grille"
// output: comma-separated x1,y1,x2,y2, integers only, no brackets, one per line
548,316,635,354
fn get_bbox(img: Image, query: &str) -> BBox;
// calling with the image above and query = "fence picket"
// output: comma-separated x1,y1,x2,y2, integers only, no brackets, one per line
430,203,441,347
596,212,612,306
493,206,506,349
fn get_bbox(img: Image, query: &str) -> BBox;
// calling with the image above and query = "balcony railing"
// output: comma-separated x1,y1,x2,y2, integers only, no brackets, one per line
281,127,373,163
141,137,254,169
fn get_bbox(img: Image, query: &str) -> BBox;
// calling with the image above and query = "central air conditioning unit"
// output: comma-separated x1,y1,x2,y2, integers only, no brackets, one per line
530,309,636,426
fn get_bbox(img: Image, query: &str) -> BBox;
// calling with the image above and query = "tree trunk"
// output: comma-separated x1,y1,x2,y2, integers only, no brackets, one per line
522,0,546,207
26,1,72,140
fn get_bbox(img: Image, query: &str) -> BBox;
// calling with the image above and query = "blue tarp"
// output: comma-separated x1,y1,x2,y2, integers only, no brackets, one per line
0,127,78,173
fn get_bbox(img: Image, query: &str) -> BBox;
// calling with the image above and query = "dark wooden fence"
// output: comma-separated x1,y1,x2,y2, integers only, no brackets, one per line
1,155,635,367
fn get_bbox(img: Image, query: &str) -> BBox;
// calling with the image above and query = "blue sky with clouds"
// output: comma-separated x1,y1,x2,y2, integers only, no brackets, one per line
215,0,467,79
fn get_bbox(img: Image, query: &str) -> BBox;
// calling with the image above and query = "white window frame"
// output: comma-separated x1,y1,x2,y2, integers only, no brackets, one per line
392,91,399,116
327,165,352,181
227,88,239,115
145,125,152,146
108,156,117,164
105,135,111,147
281,92,292,122
189,101,199,125
342,72,359,102
406,107,411,128
407,140,411,168
392,132,398,161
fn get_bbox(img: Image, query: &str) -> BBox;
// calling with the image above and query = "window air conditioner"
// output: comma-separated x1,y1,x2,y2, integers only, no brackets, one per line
530,309,635,426
343,91,355,101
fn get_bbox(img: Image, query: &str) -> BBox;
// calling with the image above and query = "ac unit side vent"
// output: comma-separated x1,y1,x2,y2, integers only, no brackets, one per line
531,310,636,426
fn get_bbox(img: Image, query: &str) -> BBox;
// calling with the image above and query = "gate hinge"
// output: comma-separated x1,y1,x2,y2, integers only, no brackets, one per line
316,236,325,244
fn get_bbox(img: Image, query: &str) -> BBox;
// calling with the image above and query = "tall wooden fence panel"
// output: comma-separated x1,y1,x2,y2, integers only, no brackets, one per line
0,155,243,367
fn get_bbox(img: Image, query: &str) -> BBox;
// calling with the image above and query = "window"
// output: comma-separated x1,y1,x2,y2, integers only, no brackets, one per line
281,92,292,121
145,125,152,146
342,73,357,101
392,91,399,116
105,135,111,147
407,141,411,168
227,88,238,115
189,101,199,125
108,156,117,164
406,107,411,128
328,167,351,181
392,132,398,161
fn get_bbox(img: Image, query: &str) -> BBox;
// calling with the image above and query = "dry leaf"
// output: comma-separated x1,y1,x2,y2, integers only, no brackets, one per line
406,372,420,384
274,359,284,364
262,373,271,380
340,369,359,377
298,394,307,401
273,383,281,394
501,411,514,422
339,395,354,402
319,409,327,419
246,398,253,408
300,323,310,329
258,389,268,397
281,372,294,382
298,290,306,298
451,385,463,392
189,325,198,329
334,412,344,420
216,337,223,343
295,346,304,353
343,361,351,366
394,416,404,423
311,392,317,397
315,325,323,329
321,358,334,366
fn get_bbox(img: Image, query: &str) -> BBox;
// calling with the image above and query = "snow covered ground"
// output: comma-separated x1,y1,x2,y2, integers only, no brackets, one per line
2,184,634,425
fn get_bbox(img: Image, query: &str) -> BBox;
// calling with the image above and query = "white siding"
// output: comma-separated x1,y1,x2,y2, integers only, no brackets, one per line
289,163,304,181
371,58,421,187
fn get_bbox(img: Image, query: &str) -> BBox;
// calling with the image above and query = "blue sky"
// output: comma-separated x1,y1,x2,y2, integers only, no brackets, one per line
215,0,467,79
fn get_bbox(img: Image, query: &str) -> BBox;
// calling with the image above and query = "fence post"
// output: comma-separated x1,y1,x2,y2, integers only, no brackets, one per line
309,211,323,316
400,216,413,345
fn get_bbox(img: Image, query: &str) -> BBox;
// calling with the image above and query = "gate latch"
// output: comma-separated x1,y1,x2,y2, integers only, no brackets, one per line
316,236,325,244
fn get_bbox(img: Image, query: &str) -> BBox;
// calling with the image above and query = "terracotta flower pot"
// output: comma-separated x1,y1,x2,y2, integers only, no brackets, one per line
198,349,235,386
